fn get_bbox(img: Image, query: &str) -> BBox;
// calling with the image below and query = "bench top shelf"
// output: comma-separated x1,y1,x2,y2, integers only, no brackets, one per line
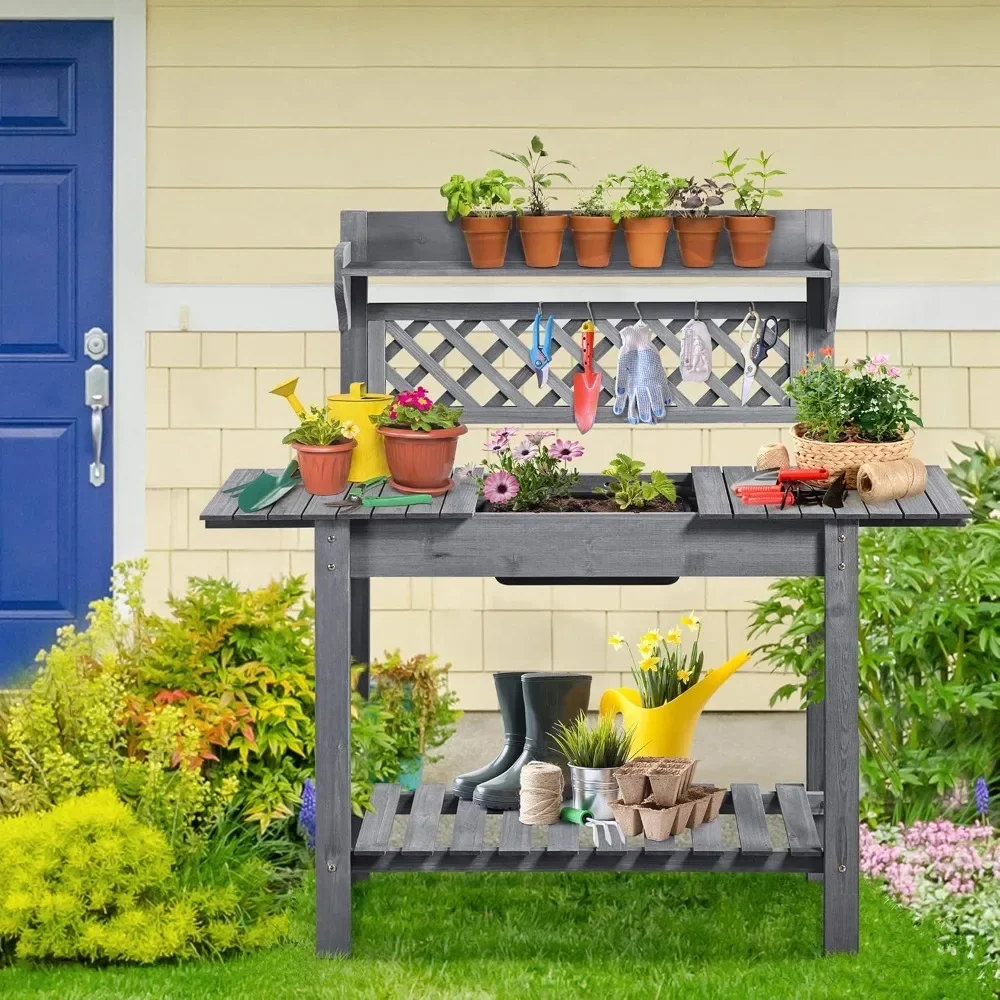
201,465,969,530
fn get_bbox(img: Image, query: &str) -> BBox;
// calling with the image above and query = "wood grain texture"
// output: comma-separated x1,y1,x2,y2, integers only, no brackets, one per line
691,819,724,854
498,811,532,854
692,467,732,520
450,799,487,855
402,784,446,854
776,783,823,855
546,823,580,853
732,783,772,855
354,783,400,855
823,522,860,954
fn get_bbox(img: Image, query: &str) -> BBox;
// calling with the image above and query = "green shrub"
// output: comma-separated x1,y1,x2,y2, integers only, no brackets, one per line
0,790,289,965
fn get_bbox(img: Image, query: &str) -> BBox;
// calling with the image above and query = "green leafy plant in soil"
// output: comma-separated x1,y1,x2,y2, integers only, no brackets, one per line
607,164,677,222
491,134,574,215
0,873,990,998
440,169,521,220
551,713,635,769
369,386,463,432
595,453,677,511
572,178,614,216
282,405,357,447
714,148,785,215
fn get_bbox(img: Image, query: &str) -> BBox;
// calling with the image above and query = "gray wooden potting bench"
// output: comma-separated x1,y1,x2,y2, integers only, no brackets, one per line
200,209,970,957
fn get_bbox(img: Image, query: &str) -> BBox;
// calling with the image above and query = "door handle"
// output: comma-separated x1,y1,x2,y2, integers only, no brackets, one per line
85,363,110,487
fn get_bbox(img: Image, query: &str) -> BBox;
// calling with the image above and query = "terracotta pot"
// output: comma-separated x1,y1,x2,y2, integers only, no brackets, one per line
517,214,567,268
674,215,724,268
378,424,468,496
726,214,776,268
568,215,618,267
460,215,511,269
292,439,357,496
622,216,671,268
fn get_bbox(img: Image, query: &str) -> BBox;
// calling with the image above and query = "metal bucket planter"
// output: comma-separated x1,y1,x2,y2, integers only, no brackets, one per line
569,765,618,821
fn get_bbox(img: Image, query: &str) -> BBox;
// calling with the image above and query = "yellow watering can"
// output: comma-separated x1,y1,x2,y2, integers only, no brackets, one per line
327,381,393,482
599,650,750,758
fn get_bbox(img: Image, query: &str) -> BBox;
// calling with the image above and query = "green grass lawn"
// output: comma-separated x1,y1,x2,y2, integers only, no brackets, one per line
1,872,990,1000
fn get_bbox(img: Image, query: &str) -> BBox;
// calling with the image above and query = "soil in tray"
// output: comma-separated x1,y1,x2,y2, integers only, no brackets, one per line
482,495,690,513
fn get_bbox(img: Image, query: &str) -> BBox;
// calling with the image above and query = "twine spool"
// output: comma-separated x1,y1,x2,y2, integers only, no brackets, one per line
519,761,564,825
755,442,790,472
856,457,928,503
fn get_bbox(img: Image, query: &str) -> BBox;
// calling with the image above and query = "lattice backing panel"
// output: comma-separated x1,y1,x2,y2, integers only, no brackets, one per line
372,308,803,424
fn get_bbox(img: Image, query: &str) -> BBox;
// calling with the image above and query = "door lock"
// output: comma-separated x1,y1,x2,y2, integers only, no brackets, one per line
85,364,110,487
84,327,109,361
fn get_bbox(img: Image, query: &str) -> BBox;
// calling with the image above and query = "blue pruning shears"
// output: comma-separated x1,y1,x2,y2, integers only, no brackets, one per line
531,311,554,387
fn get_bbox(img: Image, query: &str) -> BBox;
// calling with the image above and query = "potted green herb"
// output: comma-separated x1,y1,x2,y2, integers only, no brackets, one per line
786,350,921,487
440,169,521,268
670,177,734,268
714,149,785,267
551,713,635,821
282,405,359,495
594,454,679,510
492,135,575,268
608,165,677,268
369,650,462,791
370,386,466,495
569,178,618,267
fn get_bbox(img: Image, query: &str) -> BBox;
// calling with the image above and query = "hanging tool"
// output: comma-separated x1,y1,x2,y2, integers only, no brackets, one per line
531,307,554,387
270,376,305,416
731,467,831,508
324,475,433,512
740,313,779,405
573,309,601,434
223,461,301,513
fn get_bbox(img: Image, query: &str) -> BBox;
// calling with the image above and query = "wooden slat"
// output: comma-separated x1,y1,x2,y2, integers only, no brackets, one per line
723,466,766,519
546,822,580,853
233,468,286,524
303,482,353,519
401,783,445,854
267,481,313,523
385,320,481,410
643,836,679,853
776,783,823,856
450,799,487,855
368,479,409,520
731,783,772,855
692,466,733,520
691,818,724,854
498,811,532,853
347,261,829,280
861,497,904,519
354,783,401,855
923,465,969,520
202,468,259,520
406,491,447,517
439,472,479,518
835,489,869,520
897,490,937,519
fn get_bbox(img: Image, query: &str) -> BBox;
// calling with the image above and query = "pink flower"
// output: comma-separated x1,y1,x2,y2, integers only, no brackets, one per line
482,470,519,505
486,425,518,452
865,363,879,376
524,430,555,446
550,439,584,462
872,353,890,366
414,396,432,412
387,406,398,421
819,346,834,358
511,440,538,461
887,366,902,379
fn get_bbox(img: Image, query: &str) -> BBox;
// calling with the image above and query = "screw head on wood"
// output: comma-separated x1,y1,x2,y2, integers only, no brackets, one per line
327,563,336,571
838,533,846,542
838,562,846,570
838,864,846,873
328,862,337,873
327,535,335,542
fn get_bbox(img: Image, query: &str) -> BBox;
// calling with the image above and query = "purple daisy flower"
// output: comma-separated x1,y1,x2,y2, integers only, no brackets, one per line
550,438,584,462
482,470,519,505
511,440,538,461
524,430,554,446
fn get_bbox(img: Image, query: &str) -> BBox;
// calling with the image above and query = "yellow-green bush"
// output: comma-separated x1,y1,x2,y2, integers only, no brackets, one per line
0,790,288,965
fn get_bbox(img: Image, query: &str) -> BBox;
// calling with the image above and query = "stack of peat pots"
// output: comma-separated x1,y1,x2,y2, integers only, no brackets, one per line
610,757,726,841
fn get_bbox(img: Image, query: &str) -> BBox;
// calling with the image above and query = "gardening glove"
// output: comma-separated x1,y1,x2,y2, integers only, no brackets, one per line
613,322,672,424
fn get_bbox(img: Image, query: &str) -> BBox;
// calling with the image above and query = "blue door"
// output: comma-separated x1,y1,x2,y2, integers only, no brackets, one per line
0,22,113,682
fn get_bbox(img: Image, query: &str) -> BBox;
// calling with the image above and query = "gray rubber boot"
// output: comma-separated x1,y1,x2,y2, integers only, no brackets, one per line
452,672,526,800
472,672,592,811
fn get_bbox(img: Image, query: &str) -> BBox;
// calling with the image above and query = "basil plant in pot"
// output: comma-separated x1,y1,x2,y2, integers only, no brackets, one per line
714,149,785,267
608,165,677,268
492,134,575,267
440,168,521,268
670,177,734,268
569,177,618,268
282,405,359,495
370,386,466,495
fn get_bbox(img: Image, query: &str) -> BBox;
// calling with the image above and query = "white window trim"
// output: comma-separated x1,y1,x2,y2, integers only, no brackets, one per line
5,0,146,564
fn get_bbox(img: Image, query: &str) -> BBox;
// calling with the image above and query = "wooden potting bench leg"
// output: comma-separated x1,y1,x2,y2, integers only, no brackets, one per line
822,522,859,954
806,697,825,883
314,521,353,955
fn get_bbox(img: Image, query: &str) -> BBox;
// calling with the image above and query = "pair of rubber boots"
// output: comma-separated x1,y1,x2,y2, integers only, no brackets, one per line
453,671,592,811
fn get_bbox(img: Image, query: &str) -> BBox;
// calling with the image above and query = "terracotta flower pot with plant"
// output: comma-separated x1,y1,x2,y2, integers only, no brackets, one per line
492,134,575,267
282,405,359,496
608,165,676,268
569,178,618,267
714,148,785,267
441,169,521,268
785,349,922,487
370,386,466,495
671,177,733,268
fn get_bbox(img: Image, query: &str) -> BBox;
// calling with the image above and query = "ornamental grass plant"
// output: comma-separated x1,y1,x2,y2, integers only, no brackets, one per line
551,714,635,769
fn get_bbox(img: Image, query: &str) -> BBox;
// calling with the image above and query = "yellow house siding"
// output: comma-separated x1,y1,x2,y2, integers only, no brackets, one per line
146,2,1000,283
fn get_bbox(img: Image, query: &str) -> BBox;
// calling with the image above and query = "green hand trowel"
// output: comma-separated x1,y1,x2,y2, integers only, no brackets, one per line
224,461,301,513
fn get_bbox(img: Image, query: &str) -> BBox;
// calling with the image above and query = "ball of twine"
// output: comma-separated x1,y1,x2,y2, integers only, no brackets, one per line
856,457,927,503
519,761,564,825
755,442,790,472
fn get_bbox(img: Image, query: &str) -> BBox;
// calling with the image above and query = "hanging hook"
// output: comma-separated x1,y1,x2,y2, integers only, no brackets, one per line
586,301,596,324
694,300,699,320
537,301,543,318
634,301,644,323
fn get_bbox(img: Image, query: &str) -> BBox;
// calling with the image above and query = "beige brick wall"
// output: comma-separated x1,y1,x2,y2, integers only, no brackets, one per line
145,328,998,711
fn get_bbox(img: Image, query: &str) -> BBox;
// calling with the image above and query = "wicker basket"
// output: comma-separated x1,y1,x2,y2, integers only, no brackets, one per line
790,424,914,489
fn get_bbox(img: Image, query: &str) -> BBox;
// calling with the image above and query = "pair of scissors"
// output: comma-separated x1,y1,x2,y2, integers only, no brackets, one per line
324,475,432,512
740,314,779,405
531,310,554,387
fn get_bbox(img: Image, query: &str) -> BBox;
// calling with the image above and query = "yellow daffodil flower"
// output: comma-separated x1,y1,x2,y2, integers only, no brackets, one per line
640,629,663,646
639,656,658,672
638,638,656,658
666,627,682,645
680,612,701,632
677,668,692,683
608,633,625,650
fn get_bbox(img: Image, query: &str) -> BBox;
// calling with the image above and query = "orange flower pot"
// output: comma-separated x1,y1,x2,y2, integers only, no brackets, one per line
292,439,357,496
622,216,671,268
517,214,568,268
378,424,468,496
725,214,776,268
569,215,618,267
674,215,724,268
460,216,511,268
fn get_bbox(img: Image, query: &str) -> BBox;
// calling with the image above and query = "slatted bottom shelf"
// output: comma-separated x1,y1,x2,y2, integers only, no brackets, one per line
352,782,823,875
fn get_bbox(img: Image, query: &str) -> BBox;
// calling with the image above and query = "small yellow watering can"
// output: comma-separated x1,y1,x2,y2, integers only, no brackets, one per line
599,650,750,758
327,381,393,482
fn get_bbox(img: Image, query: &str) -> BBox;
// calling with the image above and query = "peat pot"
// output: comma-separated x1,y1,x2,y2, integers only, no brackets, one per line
725,214,776,268
292,439,357,496
378,424,468,496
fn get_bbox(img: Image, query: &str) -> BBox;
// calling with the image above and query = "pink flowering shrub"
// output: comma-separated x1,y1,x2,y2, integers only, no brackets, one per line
863,819,1000,966
477,427,582,511
370,386,463,432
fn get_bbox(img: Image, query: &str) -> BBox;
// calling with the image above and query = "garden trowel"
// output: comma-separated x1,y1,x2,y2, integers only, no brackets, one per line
223,461,301,512
573,321,601,433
